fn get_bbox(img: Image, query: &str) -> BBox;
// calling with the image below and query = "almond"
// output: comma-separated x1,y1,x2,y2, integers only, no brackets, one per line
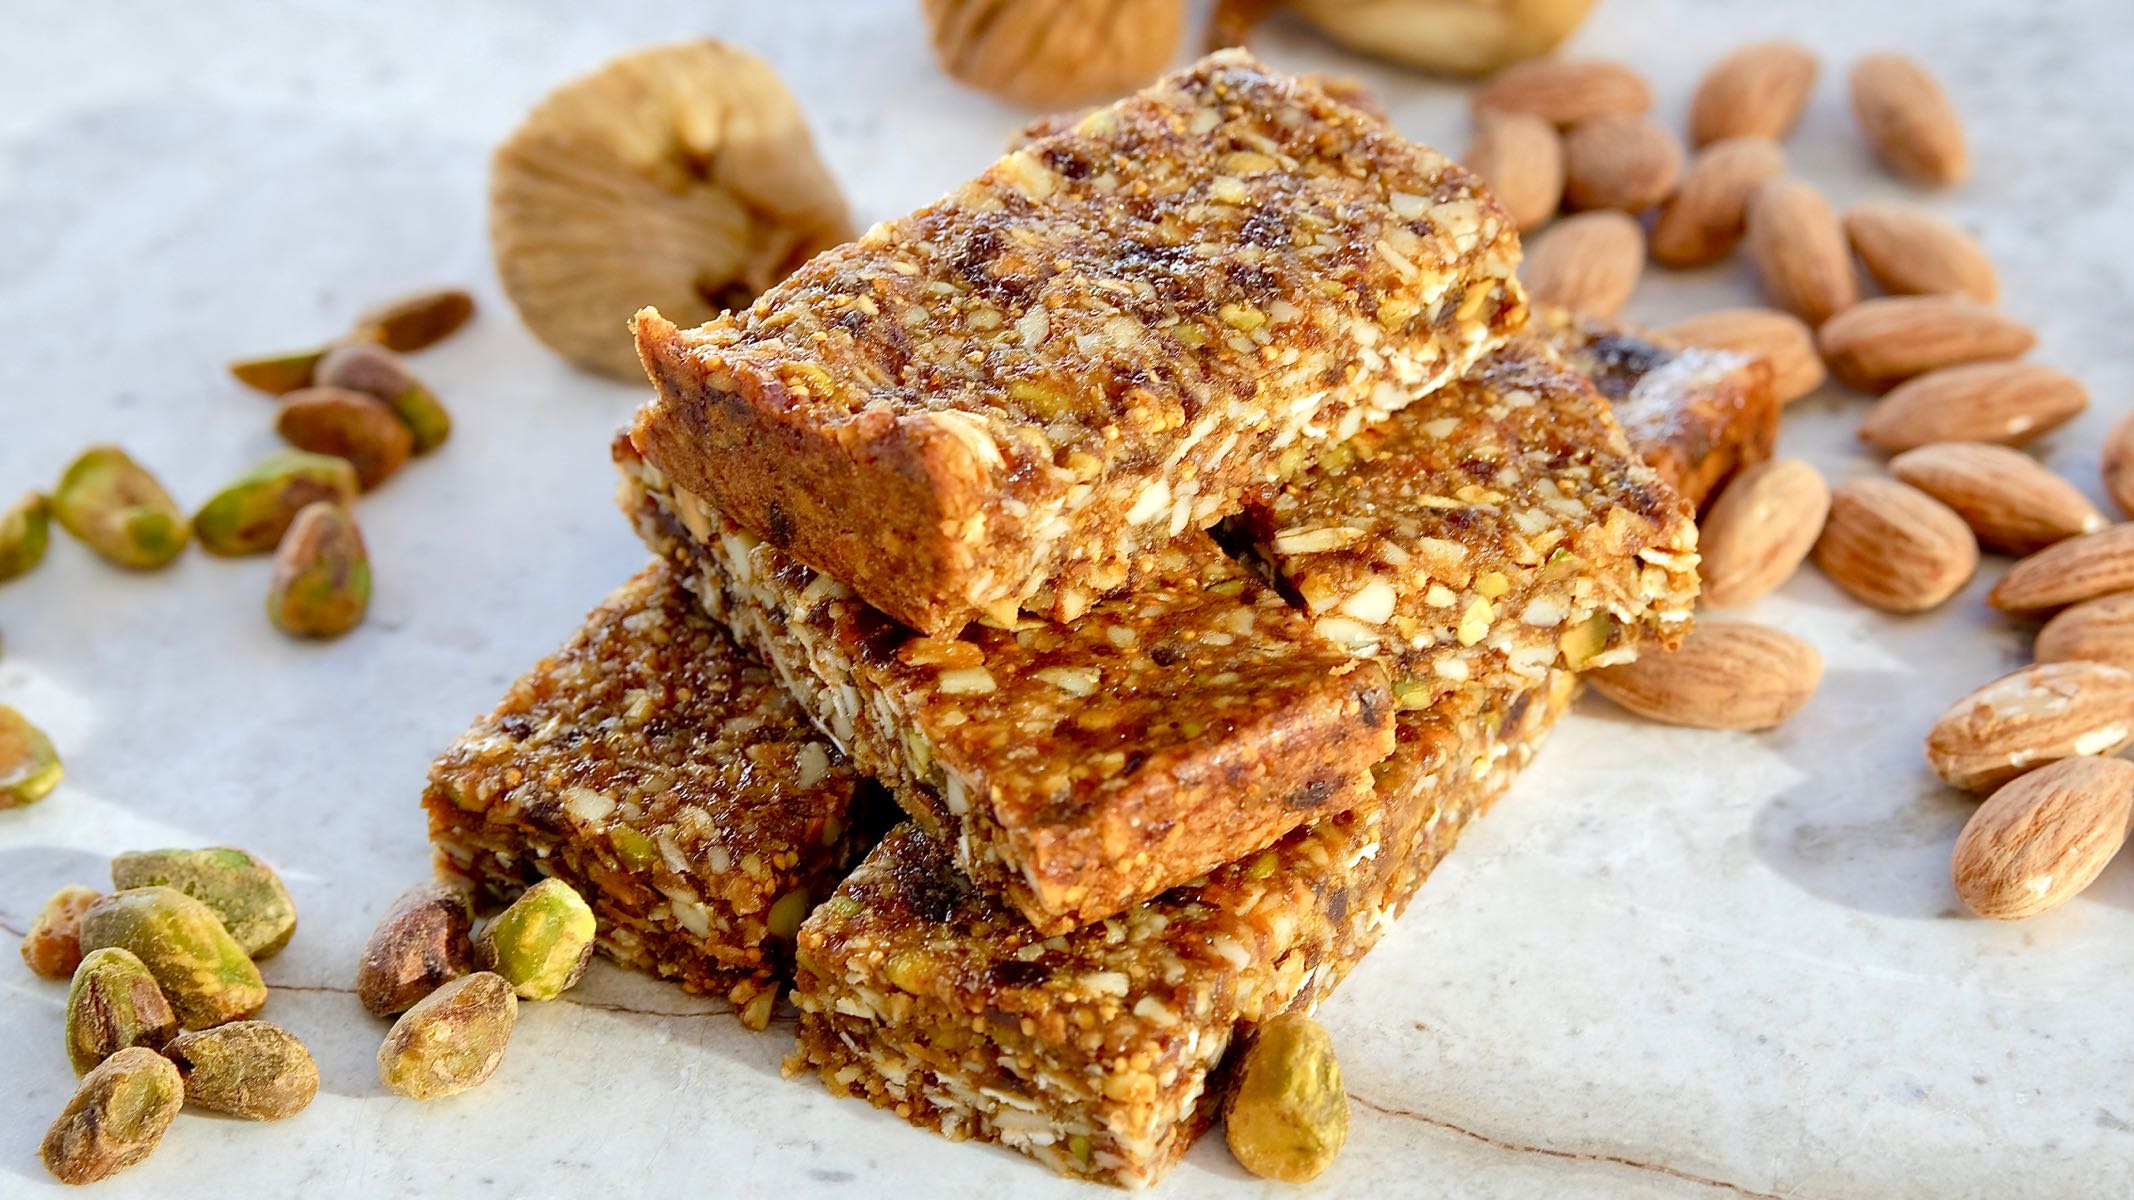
1697,458,1831,608
1659,307,1825,403
1859,363,2088,453
1688,40,1819,146
1925,661,2134,793
1562,116,1682,213
2103,412,2134,518
1650,137,1786,267
1521,211,1643,317
1850,53,1968,186
2036,592,2134,671
1472,58,1653,127
1888,442,2105,555
1843,201,1997,302
1952,757,2134,920
1989,523,2134,617
1463,113,1565,233
1587,621,1820,731
1816,296,2035,392
1745,178,1858,326
1812,477,1977,612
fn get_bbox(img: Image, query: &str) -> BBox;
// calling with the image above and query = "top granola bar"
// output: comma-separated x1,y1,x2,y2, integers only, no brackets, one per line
632,49,1525,636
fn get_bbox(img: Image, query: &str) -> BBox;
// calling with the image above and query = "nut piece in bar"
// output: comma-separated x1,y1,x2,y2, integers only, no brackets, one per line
424,560,884,1030
631,49,1525,636
786,677,1573,1189
619,443,1396,936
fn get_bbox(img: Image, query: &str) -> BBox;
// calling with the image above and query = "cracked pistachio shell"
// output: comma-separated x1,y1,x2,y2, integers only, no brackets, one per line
0,703,64,809
41,1046,184,1185
65,947,179,1076
22,884,102,979
165,1020,318,1120
378,971,517,1100
77,886,267,1030
111,847,298,958
191,451,360,556
267,501,370,639
0,490,50,581
316,342,450,452
1223,1013,1349,1183
50,445,188,568
474,877,596,1000
356,882,474,1017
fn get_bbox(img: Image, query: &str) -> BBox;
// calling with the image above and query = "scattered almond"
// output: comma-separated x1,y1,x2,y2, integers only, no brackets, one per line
1952,757,2134,920
1843,201,1997,302
1562,116,1682,213
1888,442,2105,555
1925,661,2134,793
1520,211,1644,316
1816,296,2035,392
2103,412,2134,518
1472,58,1652,127
1860,362,2089,453
1689,40,1819,146
1660,307,1824,403
2036,592,2134,672
1988,523,2134,617
1650,137,1786,267
1745,177,1857,326
1850,52,1968,186
1812,477,1977,613
1587,621,1821,731
1463,113,1565,233
1697,458,1831,608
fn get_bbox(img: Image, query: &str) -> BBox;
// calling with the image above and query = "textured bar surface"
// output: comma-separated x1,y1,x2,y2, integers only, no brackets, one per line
424,561,882,1029
632,49,1524,636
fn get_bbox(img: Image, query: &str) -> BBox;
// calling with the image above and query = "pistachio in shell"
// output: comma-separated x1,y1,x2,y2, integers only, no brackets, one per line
41,1046,184,1185
191,450,360,557
0,490,51,582
474,876,596,1000
274,386,414,490
65,947,179,1075
49,445,188,569
266,501,371,639
356,882,475,1017
0,703,64,809
22,884,102,979
1223,1012,1349,1183
315,342,450,452
164,1020,319,1120
377,970,518,1100
111,846,298,958
76,886,267,1029
354,287,476,352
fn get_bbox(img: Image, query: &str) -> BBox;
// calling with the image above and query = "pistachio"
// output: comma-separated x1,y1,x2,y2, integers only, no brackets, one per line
164,1020,319,1120
0,703,64,809
40,1046,184,1185
77,886,267,1029
267,501,371,639
356,883,475,1017
50,446,189,569
0,490,51,582
474,877,596,1000
316,342,451,452
354,287,476,352
22,885,102,979
377,970,518,1100
191,450,361,557
111,847,298,958
1223,1012,1348,1183
275,387,414,490
228,346,332,396
65,947,178,1075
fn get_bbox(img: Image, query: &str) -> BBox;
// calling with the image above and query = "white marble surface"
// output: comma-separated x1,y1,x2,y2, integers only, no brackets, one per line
4,1,2132,1195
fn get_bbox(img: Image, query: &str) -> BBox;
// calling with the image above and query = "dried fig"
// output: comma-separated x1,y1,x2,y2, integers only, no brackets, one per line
925,0,1186,107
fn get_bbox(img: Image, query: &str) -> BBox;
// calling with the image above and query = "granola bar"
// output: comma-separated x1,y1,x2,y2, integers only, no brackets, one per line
616,437,1395,936
423,561,883,1029
1232,337,1698,710
631,49,1525,637
786,675,1574,1188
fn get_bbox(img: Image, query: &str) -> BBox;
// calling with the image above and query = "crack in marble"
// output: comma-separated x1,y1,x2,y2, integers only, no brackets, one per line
1350,1094,1787,1199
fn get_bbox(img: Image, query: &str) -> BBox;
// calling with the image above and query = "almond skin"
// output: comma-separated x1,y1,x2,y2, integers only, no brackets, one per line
1745,177,1857,326
1843,201,1997,302
1816,296,2035,393
2103,412,2134,518
1989,523,2134,617
1521,211,1643,316
1463,113,1565,233
1851,53,1968,186
1888,442,2105,555
1697,458,1831,608
1472,58,1653,126
2036,592,2134,672
1860,363,2088,453
1926,661,2134,793
1689,40,1819,146
1562,115,1682,213
1588,621,1820,731
1660,307,1824,403
1651,137,1786,267
1952,757,2134,920
1812,477,1977,612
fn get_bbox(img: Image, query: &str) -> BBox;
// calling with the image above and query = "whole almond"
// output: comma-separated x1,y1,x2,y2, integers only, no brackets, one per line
2103,412,2134,518
1697,458,1831,608
1650,137,1786,267
1888,442,2105,555
1813,477,1977,612
1860,363,2088,453
1843,201,1997,302
1952,757,2134,920
1745,178,1857,326
1588,621,1820,730
2036,592,2134,671
1463,113,1565,232
1660,307,1825,403
1851,53,1968,186
1562,116,1682,213
1689,40,1819,146
1816,296,2035,392
1925,661,2134,793
1521,211,1643,316
1989,523,2134,617
1472,58,1653,126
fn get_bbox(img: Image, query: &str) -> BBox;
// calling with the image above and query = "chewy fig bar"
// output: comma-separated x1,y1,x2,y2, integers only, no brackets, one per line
616,436,1395,936
631,49,1524,637
786,676,1574,1189
423,561,884,1030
